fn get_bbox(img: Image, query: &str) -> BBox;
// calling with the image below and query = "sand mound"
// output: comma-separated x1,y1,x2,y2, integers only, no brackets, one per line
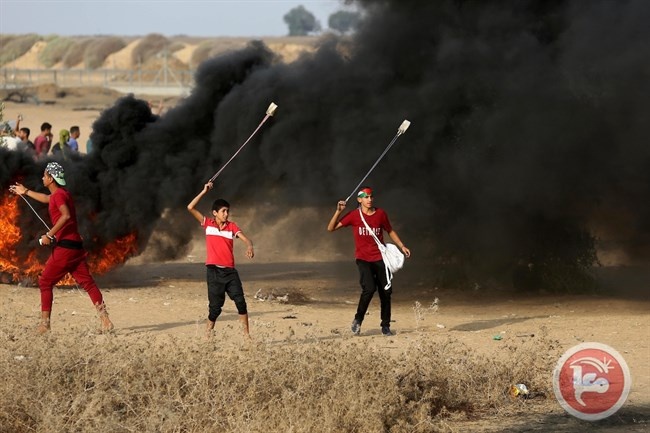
4,37,317,73
268,42,316,63
173,43,197,66
9,40,47,69
102,39,140,69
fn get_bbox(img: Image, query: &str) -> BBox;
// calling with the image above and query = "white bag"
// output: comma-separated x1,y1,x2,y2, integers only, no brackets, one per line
359,210,405,290
379,242,405,273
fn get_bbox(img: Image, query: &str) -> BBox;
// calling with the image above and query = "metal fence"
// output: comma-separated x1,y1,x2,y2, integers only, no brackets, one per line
0,67,195,96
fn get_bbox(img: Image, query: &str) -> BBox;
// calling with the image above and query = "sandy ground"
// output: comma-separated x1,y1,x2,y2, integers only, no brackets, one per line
1,250,649,432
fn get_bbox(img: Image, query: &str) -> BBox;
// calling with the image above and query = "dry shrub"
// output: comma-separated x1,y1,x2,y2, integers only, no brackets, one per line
0,316,559,433
38,37,75,68
189,40,215,66
62,39,93,68
0,34,42,66
84,37,126,69
168,41,185,54
131,33,172,66
190,39,249,67
0,35,18,46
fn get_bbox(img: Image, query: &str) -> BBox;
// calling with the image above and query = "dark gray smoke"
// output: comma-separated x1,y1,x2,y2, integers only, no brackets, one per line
2,0,650,288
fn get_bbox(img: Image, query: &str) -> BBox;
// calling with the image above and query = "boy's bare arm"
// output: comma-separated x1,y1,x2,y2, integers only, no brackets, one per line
388,230,411,258
187,182,212,223
237,232,254,259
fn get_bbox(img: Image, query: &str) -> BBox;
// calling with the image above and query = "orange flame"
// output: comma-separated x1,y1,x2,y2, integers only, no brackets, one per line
0,194,138,284
87,232,138,275
0,195,42,281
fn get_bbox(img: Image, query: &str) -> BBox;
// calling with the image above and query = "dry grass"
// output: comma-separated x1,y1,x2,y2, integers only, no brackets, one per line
190,39,250,67
131,33,172,66
62,39,93,68
38,36,75,68
0,308,559,433
84,37,126,69
0,34,42,66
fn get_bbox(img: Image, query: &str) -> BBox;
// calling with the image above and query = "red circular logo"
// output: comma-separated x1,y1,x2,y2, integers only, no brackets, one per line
553,342,632,421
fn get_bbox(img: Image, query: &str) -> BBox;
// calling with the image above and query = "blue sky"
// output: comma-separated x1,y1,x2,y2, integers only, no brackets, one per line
0,0,353,37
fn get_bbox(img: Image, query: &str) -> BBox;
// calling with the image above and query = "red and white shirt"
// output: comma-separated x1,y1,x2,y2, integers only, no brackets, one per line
201,217,241,268
339,208,392,262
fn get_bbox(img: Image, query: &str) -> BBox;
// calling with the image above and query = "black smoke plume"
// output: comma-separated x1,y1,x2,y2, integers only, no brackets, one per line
2,0,649,291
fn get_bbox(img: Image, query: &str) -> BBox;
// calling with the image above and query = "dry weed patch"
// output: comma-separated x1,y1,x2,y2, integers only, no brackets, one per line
0,317,559,433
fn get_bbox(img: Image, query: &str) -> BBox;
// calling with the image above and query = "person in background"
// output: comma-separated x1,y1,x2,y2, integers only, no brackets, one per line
16,127,35,156
51,129,71,159
14,115,35,156
34,122,52,158
68,126,80,152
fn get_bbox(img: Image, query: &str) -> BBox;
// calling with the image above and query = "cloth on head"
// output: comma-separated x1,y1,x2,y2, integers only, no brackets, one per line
59,129,70,145
358,187,373,198
46,162,66,186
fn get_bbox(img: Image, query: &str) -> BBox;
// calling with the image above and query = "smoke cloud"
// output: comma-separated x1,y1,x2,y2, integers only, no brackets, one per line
2,0,650,284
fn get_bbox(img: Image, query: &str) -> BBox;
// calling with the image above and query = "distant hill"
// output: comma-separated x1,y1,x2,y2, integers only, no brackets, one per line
0,34,319,70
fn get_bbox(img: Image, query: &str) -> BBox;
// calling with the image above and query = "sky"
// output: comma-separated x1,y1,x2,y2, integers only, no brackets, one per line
0,0,352,37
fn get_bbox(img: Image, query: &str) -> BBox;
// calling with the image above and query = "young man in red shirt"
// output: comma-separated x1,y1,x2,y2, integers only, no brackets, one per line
9,162,114,334
33,122,52,158
328,187,411,336
187,182,254,339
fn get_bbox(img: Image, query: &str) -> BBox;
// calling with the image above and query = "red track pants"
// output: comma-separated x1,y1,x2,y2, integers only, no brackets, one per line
38,246,103,311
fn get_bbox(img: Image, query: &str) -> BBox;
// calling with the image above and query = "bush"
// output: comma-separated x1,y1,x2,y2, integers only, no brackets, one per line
62,39,93,68
0,35,17,47
83,37,126,69
131,33,171,66
328,11,361,34
0,34,41,66
189,40,216,66
190,39,248,67
38,37,75,67
0,309,560,433
168,41,185,54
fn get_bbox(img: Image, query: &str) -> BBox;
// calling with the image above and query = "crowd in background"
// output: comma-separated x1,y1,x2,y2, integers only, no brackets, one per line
1,114,90,159
0,100,166,157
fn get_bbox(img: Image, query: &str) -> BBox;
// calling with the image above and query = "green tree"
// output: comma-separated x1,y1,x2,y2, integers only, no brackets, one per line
328,10,361,34
283,5,321,36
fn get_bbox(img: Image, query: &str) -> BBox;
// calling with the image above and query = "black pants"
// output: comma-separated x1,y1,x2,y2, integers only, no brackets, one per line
206,265,247,322
354,259,392,328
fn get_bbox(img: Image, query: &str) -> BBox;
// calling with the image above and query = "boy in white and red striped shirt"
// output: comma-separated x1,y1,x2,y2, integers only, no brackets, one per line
187,182,254,339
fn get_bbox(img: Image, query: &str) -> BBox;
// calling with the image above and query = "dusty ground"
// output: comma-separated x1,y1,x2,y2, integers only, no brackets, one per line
1,248,648,432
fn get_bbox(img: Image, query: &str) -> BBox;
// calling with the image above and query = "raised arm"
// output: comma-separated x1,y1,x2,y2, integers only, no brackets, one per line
187,182,212,223
327,200,347,232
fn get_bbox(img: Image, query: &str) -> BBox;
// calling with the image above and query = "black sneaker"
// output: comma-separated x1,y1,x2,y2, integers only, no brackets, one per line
351,319,361,335
381,326,393,336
